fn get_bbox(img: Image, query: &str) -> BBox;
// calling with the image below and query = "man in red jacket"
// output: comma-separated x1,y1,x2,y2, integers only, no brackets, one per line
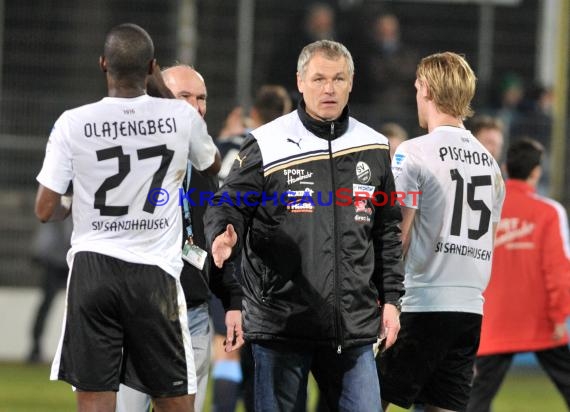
467,138,570,411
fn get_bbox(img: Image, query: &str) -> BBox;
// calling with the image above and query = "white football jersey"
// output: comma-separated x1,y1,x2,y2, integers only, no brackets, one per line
392,126,505,314
37,95,217,278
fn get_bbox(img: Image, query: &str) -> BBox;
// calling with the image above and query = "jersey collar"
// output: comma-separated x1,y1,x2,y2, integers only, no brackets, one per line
297,100,349,140
506,179,535,194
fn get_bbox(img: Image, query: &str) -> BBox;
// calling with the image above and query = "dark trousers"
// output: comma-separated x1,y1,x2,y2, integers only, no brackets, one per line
467,345,570,412
241,341,255,412
29,262,68,360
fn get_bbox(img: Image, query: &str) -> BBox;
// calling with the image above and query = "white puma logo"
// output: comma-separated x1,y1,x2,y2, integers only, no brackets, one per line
236,153,247,167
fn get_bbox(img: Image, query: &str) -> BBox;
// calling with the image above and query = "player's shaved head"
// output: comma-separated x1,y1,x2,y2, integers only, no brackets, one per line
103,23,154,80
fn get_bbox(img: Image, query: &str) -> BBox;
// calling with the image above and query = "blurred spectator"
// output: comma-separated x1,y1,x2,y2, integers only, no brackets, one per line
364,13,419,130
218,85,293,183
511,84,553,150
493,73,524,142
218,107,248,142
470,115,505,161
467,138,570,412
267,3,336,98
303,2,336,41
27,218,72,363
380,122,408,159
511,85,553,195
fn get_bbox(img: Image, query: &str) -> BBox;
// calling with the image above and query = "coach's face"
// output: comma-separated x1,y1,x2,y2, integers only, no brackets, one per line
297,52,353,122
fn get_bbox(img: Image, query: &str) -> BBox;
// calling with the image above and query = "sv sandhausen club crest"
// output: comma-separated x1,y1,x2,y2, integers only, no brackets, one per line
355,161,371,183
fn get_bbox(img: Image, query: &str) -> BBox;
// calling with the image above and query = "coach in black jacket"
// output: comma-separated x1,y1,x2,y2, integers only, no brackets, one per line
205,40,403,412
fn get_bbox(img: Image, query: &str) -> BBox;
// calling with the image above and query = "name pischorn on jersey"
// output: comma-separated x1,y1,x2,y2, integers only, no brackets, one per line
434,241,492,261
91,218,170,231
83,118,177,140
439,146,493,167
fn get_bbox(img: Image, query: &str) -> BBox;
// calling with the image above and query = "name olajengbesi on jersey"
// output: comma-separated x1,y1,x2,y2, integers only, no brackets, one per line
434,240,492,261
83,117,177,140
91,218,170,231
439,146,493,167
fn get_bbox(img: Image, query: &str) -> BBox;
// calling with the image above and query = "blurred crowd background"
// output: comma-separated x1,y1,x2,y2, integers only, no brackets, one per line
0,0,568,361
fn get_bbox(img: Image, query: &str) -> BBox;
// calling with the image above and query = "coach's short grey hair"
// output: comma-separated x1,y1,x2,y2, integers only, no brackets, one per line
297,40,354,78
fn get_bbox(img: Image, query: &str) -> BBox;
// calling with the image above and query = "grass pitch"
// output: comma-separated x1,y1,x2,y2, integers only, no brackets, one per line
0,362,566,411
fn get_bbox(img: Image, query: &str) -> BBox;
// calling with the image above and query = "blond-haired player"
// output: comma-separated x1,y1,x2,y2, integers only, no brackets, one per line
377,52,505,412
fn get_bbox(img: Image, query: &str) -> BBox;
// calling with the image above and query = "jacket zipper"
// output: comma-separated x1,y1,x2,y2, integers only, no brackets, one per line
328,122,343,355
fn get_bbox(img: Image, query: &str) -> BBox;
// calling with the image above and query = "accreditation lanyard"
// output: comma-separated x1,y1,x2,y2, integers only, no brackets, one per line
182,162,194,240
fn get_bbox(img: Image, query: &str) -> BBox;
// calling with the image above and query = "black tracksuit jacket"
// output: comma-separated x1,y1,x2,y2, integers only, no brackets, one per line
205,102,404,351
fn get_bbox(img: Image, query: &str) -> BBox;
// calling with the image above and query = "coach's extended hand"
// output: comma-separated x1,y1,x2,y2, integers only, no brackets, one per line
212,224,238,268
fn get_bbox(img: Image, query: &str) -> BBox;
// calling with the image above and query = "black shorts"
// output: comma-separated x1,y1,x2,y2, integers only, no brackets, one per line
377,312,482,411
51,251,196,397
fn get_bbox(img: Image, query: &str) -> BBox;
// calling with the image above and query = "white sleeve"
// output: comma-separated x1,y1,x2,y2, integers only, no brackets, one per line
552,200,570,259
36,113,73,194
391,143,421,209
492,166,505,223
187,112,217,171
